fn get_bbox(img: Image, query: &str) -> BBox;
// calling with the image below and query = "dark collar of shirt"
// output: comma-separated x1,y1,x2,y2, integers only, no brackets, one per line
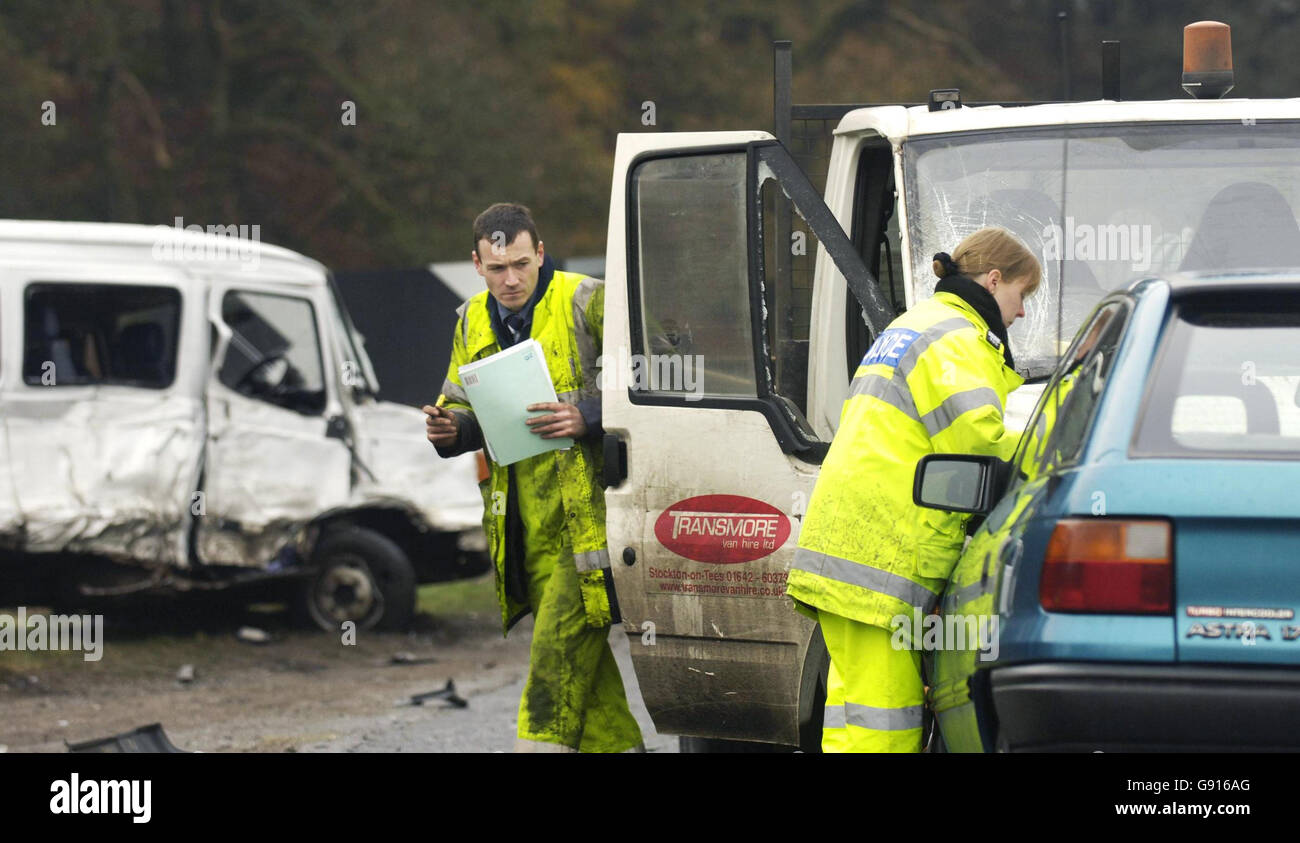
489,253,555,348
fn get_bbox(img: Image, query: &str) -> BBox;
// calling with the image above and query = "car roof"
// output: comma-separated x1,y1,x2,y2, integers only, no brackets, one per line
1127,270,1300,299
0,219,327,287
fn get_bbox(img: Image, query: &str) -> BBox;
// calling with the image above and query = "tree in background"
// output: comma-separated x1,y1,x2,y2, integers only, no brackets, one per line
1,0,1296,268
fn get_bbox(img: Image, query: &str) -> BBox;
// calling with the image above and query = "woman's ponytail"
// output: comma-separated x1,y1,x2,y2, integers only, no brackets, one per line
931,251,962,279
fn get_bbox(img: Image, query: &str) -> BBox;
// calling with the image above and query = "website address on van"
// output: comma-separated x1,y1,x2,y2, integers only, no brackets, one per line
1115,803,1250,817
647,566,787,598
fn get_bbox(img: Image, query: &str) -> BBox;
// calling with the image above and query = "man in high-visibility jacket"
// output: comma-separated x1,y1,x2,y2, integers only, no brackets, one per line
425,203,643,752
787,227,1041,753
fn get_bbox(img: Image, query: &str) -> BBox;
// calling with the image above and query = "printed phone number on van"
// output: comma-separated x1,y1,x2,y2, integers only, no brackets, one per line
647,567,787,597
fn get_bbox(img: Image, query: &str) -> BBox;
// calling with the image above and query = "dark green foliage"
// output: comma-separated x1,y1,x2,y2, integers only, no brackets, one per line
0,0,1295,268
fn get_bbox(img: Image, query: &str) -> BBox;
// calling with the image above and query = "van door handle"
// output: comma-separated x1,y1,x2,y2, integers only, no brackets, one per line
325,414,348,440
602,433,627,488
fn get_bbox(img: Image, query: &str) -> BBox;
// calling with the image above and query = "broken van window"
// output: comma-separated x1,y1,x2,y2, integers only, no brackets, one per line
905,121,1300,378
218,291,326,415
22,283,181,388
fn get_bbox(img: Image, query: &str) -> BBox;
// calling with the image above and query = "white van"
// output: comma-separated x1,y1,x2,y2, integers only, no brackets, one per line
600,73,1300,747
0,220,485,630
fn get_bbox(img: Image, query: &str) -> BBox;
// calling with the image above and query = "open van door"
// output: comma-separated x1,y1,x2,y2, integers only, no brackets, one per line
602,131,893,746
198,278,352,567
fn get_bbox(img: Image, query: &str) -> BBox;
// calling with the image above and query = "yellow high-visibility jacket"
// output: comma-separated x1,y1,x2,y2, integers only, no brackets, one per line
1019,368,1078,482
787,291,1024,629
437,271,612,634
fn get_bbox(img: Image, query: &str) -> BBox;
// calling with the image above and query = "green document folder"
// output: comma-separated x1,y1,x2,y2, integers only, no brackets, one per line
458,338,574,466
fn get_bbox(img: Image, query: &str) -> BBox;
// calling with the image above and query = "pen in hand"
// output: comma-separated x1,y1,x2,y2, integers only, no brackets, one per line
423,396,460,446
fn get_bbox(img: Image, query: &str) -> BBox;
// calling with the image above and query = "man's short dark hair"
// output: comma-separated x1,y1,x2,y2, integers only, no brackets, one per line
473,202,540,256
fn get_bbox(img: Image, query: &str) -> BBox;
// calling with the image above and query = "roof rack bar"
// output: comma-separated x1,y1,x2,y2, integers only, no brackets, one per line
1103,40,1122,100
774,41,792,145
791,102,1061,122
1058,9,1073,100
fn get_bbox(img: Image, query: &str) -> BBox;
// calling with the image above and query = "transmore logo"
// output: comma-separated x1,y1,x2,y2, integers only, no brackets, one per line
50,774,151,823
890,610,1000,662
0,607,104,662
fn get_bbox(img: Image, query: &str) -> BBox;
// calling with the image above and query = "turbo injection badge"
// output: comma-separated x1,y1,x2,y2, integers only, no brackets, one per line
654,494,792,564
1185,605,1295,620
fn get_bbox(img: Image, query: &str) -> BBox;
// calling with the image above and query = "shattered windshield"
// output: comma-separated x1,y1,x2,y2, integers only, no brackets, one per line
905,121,1300,378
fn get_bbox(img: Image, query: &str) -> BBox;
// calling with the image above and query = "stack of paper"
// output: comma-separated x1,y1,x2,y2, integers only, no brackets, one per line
458,338,574,466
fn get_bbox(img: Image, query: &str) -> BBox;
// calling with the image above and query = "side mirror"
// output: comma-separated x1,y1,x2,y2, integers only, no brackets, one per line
913,454,1012,515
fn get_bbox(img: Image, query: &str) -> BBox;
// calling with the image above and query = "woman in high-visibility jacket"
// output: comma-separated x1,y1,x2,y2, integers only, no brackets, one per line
787,227,1042,753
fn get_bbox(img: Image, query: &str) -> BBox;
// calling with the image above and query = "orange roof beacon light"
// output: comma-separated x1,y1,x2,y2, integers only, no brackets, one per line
1182,20,1234,99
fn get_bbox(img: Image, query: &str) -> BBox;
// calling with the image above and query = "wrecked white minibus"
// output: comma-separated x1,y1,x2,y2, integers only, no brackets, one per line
0,220,486,630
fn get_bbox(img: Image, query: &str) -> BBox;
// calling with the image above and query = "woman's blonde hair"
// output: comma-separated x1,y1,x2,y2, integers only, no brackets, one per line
932,227,1042,296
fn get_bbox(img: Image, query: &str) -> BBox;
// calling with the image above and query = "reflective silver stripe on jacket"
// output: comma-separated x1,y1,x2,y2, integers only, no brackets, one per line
574,547,611,572
849,316,972,419
881,316,971,379
441,379,469,404
456,300,471,348
920,387,1002,437
792,547,939,613
942,579,990,614
823,703,924,731
571,277,603,402
849,373,920,422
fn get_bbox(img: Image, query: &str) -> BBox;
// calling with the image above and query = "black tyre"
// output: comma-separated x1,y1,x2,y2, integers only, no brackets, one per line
299,527,416,632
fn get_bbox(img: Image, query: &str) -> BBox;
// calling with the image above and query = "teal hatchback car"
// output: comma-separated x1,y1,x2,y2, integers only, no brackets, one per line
915,273,1300,752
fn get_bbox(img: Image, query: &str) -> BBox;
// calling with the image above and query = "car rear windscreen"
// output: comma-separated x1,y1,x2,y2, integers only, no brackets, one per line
1135,295,1300,458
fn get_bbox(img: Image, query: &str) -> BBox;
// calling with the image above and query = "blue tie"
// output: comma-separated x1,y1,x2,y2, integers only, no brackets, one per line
504,312,526,345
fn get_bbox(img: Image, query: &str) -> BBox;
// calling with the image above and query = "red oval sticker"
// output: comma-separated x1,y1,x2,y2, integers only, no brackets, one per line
654,495,791,564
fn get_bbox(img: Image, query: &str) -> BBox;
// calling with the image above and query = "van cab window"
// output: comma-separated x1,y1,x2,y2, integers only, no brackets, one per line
848,140,903,375
22,283,181,388
631,152,758,397
760,176,815,417
218,290,326,415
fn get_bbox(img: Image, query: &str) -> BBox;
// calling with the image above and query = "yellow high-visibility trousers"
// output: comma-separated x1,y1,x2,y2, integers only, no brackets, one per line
514,468,643,753
819,609,924,753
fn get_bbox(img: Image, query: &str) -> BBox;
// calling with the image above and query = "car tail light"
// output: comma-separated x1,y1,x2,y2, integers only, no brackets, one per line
1040,519,1172,614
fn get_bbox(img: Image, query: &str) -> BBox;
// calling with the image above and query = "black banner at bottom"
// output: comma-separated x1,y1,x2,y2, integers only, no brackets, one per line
0,751,1281,830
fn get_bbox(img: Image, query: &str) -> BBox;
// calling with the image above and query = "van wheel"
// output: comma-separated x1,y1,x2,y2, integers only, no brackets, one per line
299,527,416,633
